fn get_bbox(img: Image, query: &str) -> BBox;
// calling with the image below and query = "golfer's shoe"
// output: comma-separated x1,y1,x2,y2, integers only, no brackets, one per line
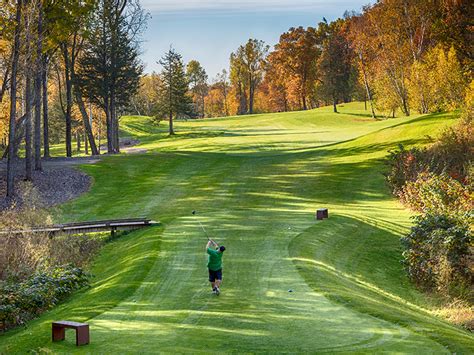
215,287,220,296
212,287,217,294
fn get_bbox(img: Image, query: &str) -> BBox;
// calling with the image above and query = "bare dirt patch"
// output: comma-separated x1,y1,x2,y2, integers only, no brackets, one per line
0,163,92,211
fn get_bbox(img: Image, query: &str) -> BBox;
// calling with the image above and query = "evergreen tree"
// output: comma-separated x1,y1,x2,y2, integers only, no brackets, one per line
155,48,192,135
77,0,145,153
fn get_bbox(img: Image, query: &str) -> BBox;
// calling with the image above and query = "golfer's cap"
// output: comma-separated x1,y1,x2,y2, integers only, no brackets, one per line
219,246,226,252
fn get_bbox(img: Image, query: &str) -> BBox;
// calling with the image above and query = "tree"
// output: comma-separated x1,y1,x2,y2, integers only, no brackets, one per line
33,0,43,170
204,70,230,117
77,0,146,153
268,27,319,110
154,47,192,134
129,73,161,116
407,45,467,112
6,0,22,198
361,0,435,116
263,52,289,112
186,60,208,118
317,19,355,113
346,12,376,118
24,2,34,180
229,52,247,115
215,69,229,116
230,39,268,114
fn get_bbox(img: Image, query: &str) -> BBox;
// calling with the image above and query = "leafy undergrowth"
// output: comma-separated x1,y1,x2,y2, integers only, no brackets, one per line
1,102,472,352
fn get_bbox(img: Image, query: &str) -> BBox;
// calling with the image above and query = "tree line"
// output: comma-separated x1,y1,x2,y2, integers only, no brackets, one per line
132,0,472,122
0,0,147,198
1,0,472,198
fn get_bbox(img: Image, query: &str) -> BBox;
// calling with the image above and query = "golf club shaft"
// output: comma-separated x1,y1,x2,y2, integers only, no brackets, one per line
198,221,210,239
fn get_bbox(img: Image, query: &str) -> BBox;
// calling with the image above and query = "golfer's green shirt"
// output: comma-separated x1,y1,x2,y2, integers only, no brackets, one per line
207,248,223,271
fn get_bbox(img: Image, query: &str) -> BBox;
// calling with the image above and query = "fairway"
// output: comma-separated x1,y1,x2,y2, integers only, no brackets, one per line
1,103,472,352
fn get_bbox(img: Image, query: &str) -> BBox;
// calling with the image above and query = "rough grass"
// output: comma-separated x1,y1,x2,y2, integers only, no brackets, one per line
1,102,472,352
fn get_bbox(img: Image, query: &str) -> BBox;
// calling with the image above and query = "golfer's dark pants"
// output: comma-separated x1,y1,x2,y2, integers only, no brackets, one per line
208,269,222,282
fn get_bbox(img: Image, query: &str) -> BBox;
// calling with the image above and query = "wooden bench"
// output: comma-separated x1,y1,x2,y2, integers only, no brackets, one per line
316,208,329,220
52,321,89,346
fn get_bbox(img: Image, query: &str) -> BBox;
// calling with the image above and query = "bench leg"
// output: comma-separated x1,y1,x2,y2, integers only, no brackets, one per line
76,325,90,346
52,325,65,342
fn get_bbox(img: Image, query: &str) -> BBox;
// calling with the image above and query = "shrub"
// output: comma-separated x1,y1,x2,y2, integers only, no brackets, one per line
430,114,473,184
385,144,432,193
0,183,52,280
0,265,89,331
401,214,473,298
399,172,473,214
0,183,104,281
386,114,473,193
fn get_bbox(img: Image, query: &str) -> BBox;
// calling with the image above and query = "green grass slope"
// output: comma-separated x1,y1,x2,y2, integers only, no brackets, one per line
1,103,472,353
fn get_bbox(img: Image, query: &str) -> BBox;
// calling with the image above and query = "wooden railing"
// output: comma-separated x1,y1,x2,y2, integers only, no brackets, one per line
0,217,159,237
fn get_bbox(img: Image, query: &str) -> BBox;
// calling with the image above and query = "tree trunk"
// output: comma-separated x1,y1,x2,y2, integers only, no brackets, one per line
112,102,120,152
109,96,119,152
34,0,43,171
0,53,11,104
248,84,254,114
222,83,228,116
42,55,50,157
62,44,73,157
6,0,22,198
25,71,33,181
76,131,81,152
333,98,338,113
169,110,174,135
84,132,88,155
105,100,114,154
74,90,99,155
24,8,33,181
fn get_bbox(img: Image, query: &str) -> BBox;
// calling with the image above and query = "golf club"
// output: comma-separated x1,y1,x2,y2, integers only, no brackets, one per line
192,210,215,243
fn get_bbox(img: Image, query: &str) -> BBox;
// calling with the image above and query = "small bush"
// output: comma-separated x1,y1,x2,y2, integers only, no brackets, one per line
386,114,473,193
401,214,473,299
0,184,104,281
385,144,432,193
0,183,53,280
0,265,89,331
399,172,473,214
430,114,473,184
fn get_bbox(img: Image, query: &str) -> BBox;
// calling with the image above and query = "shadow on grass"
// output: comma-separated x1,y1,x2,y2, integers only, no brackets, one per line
289,214,474,353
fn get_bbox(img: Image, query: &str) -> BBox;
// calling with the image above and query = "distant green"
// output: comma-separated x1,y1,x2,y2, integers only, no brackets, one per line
1,103,472,353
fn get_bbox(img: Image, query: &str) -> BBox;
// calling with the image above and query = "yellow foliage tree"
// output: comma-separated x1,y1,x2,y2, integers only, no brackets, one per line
407,46,467,112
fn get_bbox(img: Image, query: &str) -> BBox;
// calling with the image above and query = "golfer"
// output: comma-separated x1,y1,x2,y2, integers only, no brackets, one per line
206,239,225,295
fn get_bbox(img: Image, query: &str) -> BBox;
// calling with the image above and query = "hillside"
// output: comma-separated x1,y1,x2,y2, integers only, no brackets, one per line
1,103,472,353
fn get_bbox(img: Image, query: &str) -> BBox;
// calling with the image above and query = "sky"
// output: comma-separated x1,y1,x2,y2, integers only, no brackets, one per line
140,1,370,78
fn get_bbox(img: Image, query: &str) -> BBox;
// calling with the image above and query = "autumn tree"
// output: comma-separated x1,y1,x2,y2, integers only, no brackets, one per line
267,27,319,110
215,69,229,116
229,52,247,115
130,73,161,116
205,70,230,117
346,11,376,118
186,60,208,118
316,19,355,113
230,39,268,114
